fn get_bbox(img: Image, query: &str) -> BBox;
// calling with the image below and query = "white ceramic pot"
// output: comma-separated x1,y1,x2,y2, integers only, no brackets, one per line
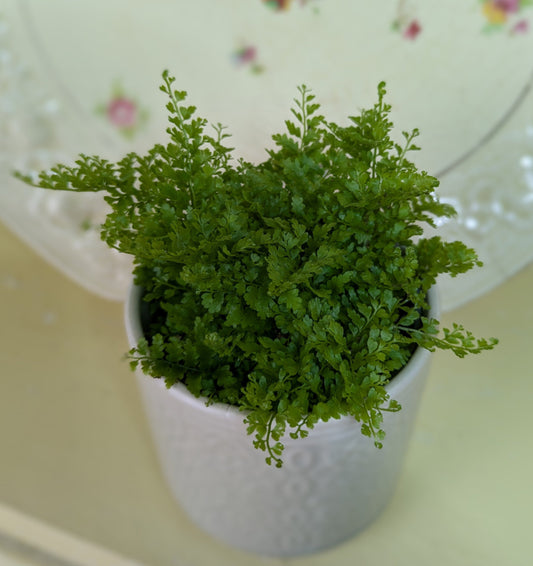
125,284,437,558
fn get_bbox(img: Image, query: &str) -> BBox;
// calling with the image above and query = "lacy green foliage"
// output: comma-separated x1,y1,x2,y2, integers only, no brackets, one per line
16,71,498,467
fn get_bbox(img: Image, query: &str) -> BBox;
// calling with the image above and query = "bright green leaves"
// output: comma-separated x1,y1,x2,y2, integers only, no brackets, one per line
266,246,296,293
278,288,304,313
243,285,274,319
283,84,325,151
201,291,225,314
327,319,346,347
17,71,498,467
418,237,483,278
405,319,499,359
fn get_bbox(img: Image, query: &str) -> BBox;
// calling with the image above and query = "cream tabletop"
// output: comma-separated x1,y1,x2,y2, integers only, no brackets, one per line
0,219,531,566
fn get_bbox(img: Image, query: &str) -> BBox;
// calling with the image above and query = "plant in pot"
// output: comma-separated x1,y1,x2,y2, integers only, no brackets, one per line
15,71,498,558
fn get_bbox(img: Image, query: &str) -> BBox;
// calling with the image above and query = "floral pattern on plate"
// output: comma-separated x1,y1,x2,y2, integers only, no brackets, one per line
95,82,148,139
262,0,319,12
392,0,422,39
480,0,532,34
231,45,265,74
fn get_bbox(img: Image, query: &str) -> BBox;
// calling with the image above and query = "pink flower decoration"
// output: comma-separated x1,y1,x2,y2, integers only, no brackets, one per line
403,19,422,39
512,18,529,33
235,46,257,64
107,97,137,128
494,0,520,13
263,0,292,11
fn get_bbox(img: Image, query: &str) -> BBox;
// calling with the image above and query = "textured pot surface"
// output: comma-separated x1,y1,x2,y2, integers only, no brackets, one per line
125,284,436,558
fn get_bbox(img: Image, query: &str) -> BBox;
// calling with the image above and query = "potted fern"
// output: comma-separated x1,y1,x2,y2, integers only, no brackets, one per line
16,71,497,557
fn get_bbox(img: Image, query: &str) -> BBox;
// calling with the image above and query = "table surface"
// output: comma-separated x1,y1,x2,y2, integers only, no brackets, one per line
0,220,531,566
